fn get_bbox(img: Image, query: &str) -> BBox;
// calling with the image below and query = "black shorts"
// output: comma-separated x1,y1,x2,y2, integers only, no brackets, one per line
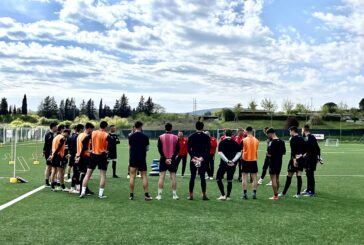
269,161,282,175
69,155,76,167
89,153,108,171
78,156,90,173
241,161,258,174
216,163,237,181
129,159,147,172
287,159,304,173
51,154,67,168
159,158,177,173
45,154,52,166
108,151,117,161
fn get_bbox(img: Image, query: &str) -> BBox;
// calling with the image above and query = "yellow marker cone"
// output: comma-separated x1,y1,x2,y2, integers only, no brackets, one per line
9,161,15,165
10,177,17,184
33,161,40,165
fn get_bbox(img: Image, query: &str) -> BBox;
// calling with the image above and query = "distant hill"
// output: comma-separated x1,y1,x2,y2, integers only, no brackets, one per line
186,108,225,116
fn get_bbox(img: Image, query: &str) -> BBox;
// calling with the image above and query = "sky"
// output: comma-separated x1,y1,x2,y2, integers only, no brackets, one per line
0,0,363,113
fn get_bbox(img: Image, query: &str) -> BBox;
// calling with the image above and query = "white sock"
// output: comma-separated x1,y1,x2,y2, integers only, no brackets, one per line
81,186,86,195
99,188,104,197
173,190,177,196
158,188,163,196
76,184,80,190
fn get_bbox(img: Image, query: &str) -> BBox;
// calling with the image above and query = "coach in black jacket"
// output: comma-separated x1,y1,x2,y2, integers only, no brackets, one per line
302,125,321,196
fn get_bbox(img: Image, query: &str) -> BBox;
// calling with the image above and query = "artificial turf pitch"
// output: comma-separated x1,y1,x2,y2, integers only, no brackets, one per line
0,140,363,244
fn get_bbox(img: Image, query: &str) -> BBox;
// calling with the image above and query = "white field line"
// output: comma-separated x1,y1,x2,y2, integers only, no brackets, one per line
0,185,45,212
2,173,364,211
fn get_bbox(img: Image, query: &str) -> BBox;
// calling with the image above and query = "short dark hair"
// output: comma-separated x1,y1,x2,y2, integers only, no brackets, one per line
246,126,253,132
50,122,57,129
63,129,71,135
85,122,94,129
266,128,275,134
196,121,204,130
110,125,116,128
289,126,298,133
165,123,173,131
76,124,84,132
57,124,65,132
100,121,108,129
225,129,232,137
135,121,143,129
304,124,310,131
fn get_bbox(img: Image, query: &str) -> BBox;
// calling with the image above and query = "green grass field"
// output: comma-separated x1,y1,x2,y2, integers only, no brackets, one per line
0,140,364,244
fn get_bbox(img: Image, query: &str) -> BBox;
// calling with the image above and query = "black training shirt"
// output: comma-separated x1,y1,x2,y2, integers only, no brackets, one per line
129,132,149,163
218,138,241,165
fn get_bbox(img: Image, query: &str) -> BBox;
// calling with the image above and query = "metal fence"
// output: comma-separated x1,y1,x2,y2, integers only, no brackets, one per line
1,127,363,142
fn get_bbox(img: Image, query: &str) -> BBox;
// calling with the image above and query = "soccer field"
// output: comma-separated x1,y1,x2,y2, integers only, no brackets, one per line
0,140,364,244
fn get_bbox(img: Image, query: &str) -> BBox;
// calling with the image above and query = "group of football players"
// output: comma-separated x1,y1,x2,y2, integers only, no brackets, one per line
43,120,321,201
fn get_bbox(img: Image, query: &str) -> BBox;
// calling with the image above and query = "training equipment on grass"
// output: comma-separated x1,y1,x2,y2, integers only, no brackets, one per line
0,128,29,184
325,138,340,147
149,159,160,176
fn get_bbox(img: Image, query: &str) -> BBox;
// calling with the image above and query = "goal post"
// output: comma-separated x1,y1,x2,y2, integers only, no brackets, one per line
325,138,339,147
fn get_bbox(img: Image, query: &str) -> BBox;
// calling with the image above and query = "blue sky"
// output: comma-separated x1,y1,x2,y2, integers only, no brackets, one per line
0,0,363,112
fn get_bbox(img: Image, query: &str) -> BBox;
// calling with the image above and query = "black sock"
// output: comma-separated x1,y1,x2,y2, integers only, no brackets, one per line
51,182,55,189
243,189,247,196
217,179,225,196
61,184,65,189
130,193,134,198
227,181,232,197
297,176,302,195
283,176,292,195
57,182,61,187
45,179,49,185
261,168,267,179
112,161,116,176
145,192,150,197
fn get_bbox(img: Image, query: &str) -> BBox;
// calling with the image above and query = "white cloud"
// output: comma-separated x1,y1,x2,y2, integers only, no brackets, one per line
0,0,363,112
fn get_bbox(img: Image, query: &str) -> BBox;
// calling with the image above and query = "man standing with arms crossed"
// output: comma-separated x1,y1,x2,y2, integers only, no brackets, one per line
241,126,260,200
187,121,211,201
128,121,152,201
80,121,109,199
156,123,180,200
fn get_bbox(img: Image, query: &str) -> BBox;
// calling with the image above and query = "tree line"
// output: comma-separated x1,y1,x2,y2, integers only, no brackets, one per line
0,94,27,116
0,94,160,120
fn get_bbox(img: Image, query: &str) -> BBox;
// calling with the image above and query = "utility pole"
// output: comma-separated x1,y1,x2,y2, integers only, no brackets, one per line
193,98,197,116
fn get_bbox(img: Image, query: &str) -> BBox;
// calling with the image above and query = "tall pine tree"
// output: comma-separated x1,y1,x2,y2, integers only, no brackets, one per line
80,100,87,116
58,100,65,120
136,96,145,114
120,94,131,117
22,94,27,115
0,98,9,115
86,99,96,120
99,99,104,119
144,97,155,116
38,96,58,118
